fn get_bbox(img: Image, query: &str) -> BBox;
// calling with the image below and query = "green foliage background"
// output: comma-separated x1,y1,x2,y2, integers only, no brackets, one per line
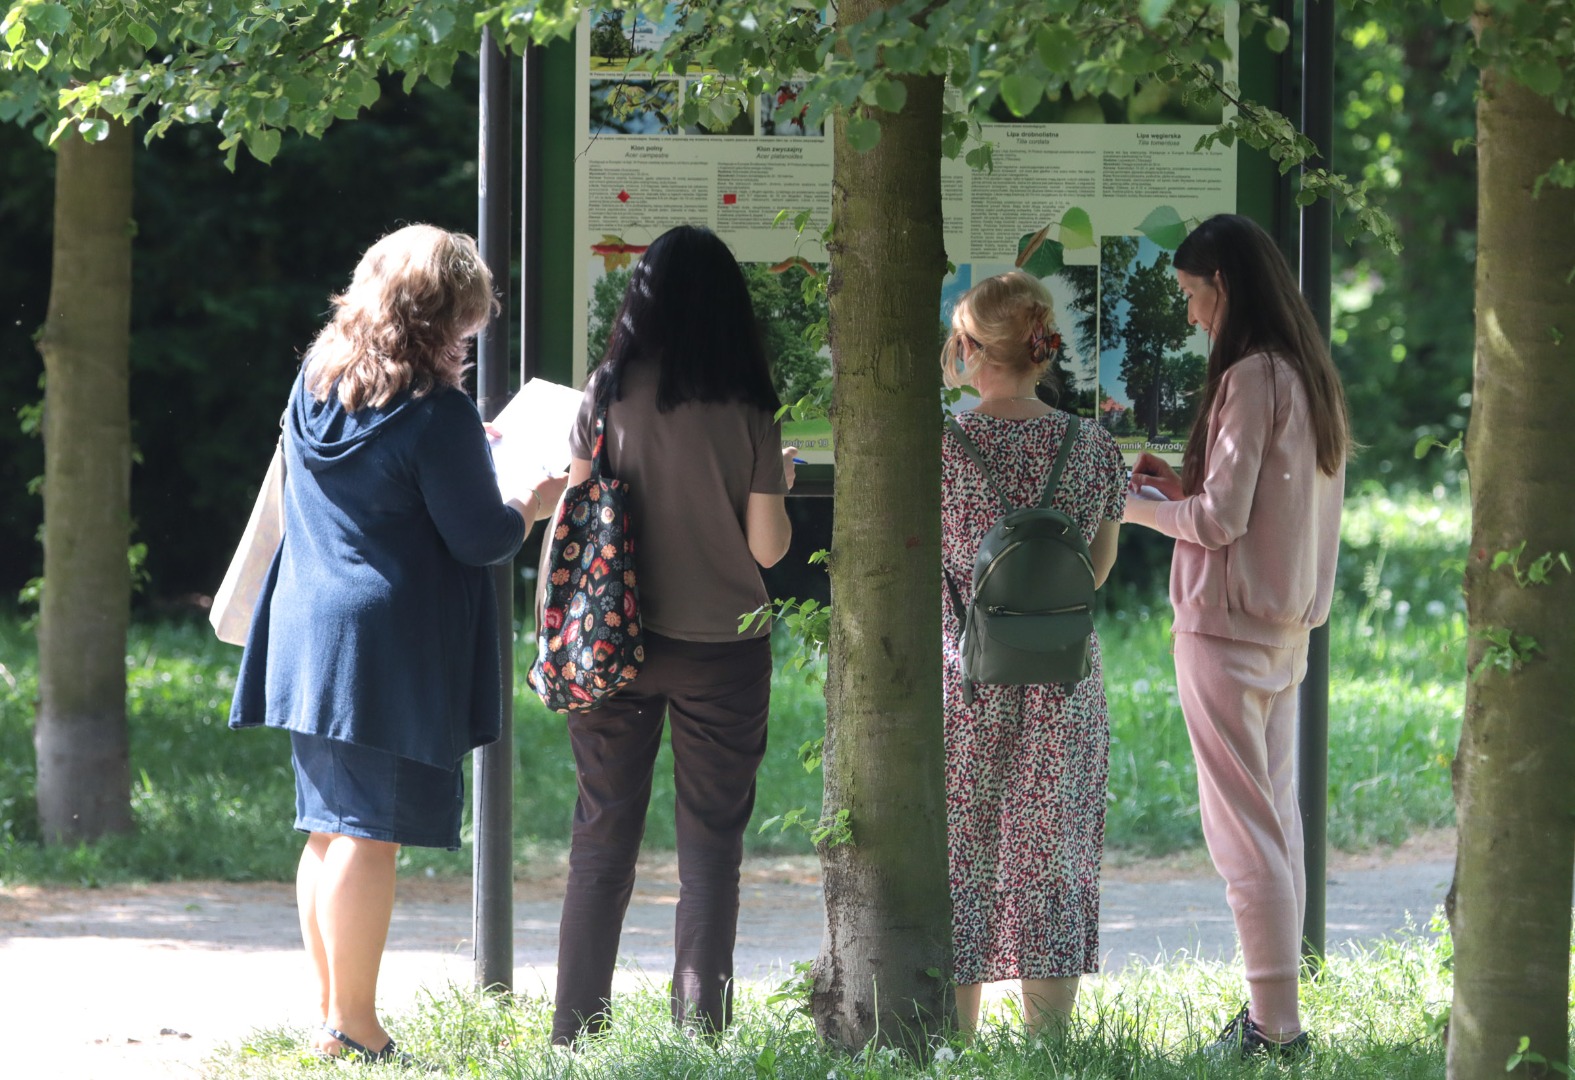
0,6,1476,606
0,490,1465,883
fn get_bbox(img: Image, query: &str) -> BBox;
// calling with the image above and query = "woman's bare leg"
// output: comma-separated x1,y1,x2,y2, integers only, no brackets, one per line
954,983,984,1037
1021,976,1079,1035
296,834,332,1019
303,833,399,1054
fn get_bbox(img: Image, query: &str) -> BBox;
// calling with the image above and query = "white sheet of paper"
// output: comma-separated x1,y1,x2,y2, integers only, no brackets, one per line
488,378,584,500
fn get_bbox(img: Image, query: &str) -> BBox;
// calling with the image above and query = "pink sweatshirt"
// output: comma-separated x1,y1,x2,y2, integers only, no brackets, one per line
1123,353,1344,648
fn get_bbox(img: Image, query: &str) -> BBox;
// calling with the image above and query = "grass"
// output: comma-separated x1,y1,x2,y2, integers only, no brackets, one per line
203,920,1454,1078
0,487,1468,885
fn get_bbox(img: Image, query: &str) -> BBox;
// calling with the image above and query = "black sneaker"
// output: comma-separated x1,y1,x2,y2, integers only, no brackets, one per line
1207,1004,1313,1063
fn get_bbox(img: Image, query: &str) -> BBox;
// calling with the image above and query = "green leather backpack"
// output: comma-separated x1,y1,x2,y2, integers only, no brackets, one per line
944,415,1095,706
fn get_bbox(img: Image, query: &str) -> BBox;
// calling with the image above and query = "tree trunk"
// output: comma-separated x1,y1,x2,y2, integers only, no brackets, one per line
810,25,951,1051
35,120,134,843
1447,66,1575,1080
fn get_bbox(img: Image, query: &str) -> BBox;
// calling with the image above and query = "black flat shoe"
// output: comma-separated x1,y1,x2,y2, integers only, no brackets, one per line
1206,1004,1313,1063
321,1025,417,1067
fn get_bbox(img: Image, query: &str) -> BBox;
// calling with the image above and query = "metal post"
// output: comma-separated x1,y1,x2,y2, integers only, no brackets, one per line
520,41,543,384
474,26,515,994
1297,0,1335,970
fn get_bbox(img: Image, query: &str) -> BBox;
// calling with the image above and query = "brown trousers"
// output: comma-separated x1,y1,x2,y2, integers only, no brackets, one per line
551,631,772,1045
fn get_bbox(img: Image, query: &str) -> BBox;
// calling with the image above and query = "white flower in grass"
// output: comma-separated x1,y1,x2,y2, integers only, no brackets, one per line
1133,678,1150,696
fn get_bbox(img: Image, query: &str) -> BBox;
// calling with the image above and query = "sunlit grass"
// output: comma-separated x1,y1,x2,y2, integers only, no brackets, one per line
203,920,1453,1078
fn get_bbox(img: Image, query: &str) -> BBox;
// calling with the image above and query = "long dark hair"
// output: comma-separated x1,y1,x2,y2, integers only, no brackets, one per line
597,225,780,414
1173,214,1350,494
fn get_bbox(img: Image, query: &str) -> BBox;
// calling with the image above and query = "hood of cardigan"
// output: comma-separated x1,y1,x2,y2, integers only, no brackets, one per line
289,368,422,473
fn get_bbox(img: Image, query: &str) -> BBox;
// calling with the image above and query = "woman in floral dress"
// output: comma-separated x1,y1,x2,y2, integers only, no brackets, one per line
941,271,1127,1034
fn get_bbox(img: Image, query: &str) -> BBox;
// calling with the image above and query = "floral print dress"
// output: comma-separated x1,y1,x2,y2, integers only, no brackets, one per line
941,409,1128,983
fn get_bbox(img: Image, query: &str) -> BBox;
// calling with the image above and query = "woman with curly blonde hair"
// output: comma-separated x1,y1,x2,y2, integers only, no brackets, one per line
940,270,1126,1035
229,225,566,1062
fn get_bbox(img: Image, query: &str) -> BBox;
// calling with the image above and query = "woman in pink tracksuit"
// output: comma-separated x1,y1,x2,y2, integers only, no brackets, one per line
1123,214,1350,1061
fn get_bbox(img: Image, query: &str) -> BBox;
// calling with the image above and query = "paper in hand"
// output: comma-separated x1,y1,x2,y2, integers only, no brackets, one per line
488,378,584,499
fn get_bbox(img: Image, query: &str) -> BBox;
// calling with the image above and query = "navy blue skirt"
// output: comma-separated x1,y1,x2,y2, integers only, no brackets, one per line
290,731,464,850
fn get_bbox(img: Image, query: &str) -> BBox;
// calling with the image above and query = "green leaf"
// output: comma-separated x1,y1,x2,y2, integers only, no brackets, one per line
1015,231,1064,277
3,15,25,48
873,78,906,114
26,2,71,37
1035,25,1078,72
414,7,456,45
1207,37,1233,62
247,126,282,164
1264,18,1290,53
284,76,318,105
843,114,880,153
1058,206,1095,249
1136,204,1188,250
1439,0,1474,22
1516,59,1562,97
998,73,1045,118
1140,0,1174,25
77,118,109,142
127,21,156,50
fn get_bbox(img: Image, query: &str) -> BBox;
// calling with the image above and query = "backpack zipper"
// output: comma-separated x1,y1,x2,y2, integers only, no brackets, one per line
974,538,1095,596
986,603,1090,616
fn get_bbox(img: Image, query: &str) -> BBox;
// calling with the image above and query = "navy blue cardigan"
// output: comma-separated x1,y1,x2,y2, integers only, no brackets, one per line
229,372,526,767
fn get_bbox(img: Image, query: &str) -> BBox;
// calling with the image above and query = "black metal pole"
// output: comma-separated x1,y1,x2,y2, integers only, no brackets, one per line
1297,0,1334,971
474,26,514,994
520,41,543,385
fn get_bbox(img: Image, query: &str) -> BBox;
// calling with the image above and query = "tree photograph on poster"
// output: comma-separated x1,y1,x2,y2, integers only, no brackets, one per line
587,78,680,136
587,259,828,406
1097,234,1208,459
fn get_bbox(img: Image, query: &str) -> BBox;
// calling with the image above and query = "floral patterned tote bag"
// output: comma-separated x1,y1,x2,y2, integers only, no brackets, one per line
529,401,643,712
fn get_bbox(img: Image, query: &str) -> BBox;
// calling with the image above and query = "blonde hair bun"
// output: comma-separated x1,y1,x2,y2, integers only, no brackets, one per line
941,271,1058,391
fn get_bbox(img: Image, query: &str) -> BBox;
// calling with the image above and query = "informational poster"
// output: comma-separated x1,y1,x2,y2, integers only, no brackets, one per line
573,5,833,426
573,6,1238,463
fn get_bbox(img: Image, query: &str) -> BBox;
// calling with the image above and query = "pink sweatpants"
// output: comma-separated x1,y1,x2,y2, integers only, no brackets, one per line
1173,631,1309,1039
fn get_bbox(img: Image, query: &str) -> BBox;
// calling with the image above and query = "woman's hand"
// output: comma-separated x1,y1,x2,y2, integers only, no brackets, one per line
529,472,569,522
781,445,799,492
1129,452,1183,500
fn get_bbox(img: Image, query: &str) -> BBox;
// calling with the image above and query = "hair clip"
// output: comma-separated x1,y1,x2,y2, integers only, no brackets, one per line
1028,318,1062,365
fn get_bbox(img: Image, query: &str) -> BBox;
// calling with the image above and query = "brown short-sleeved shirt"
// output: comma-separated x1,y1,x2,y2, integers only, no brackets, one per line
570,361,787,641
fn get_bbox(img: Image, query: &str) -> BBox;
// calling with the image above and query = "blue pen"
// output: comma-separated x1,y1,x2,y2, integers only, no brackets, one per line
792,457,807,465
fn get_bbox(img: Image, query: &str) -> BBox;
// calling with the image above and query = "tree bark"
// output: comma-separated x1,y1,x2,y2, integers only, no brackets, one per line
1447,66,1575,1080
810,26,951,1051
35,120,135,843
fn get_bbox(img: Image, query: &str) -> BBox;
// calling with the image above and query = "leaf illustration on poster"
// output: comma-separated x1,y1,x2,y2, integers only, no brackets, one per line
1058,207,1096,250
1136,205,1191,251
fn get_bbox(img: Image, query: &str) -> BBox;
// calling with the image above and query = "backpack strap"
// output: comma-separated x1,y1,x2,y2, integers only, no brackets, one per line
941,567,976,707
944,416,1013,515
1035,415,1080,510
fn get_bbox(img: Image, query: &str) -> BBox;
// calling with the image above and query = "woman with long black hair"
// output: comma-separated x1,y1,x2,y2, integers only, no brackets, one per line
551,224,796,1045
